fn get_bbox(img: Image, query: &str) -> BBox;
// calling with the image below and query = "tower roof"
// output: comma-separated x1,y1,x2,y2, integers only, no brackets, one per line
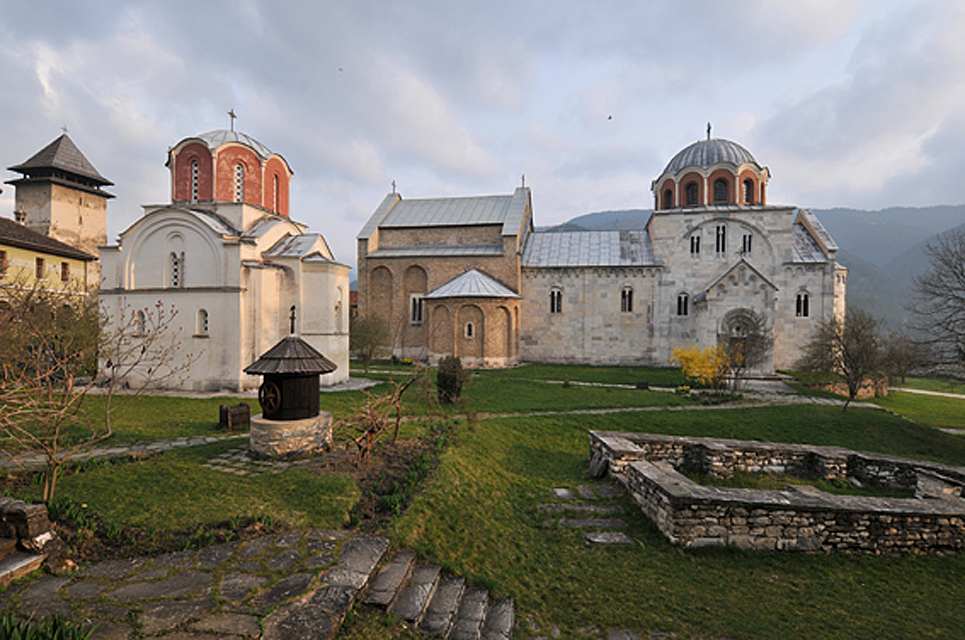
243,335,338,376
8,134,113,186
661,138,760,176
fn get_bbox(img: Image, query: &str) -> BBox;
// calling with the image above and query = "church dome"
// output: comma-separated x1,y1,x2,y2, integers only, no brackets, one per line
193,129,273,160
652,135,769,211
662,138,759,175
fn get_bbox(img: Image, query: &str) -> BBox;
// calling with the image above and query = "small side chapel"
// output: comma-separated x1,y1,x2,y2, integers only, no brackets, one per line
100,129,350,391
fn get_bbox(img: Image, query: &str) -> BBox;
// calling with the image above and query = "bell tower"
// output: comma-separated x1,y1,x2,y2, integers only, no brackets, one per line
6,134,113,288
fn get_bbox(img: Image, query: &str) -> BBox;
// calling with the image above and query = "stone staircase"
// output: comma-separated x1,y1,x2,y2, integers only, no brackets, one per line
362,549,514,639
0,537,46,587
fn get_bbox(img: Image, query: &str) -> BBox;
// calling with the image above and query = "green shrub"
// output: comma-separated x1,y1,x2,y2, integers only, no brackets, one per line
436,356,468,404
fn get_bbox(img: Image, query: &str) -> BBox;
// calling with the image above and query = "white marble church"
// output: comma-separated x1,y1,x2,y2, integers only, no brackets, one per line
357,134,846,371
100,129,350,391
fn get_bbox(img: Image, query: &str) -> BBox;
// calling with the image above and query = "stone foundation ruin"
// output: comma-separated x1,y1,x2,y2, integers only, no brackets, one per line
589,431,965,553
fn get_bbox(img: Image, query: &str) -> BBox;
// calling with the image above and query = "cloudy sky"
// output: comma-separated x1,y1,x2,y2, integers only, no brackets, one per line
1,0,963,272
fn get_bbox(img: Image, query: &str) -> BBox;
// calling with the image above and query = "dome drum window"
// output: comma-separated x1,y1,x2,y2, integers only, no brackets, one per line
685,183,699,207
713,178,729,204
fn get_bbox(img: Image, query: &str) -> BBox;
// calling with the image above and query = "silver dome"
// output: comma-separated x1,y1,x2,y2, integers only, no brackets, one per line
661,138,759,176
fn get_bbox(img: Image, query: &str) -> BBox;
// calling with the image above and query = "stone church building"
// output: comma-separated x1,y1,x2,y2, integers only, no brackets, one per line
357,136,846,371
100,129,350,391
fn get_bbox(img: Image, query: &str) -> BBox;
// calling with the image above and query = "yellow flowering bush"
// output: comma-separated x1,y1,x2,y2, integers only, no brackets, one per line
670,344,728,388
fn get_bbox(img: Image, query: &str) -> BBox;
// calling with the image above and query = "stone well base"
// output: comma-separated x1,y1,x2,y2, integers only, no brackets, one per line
250,412,333,459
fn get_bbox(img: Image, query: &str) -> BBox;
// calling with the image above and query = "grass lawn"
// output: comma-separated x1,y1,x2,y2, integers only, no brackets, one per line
17,440,359,532
898,376,965,394
378,404,965,640
872,390,965,430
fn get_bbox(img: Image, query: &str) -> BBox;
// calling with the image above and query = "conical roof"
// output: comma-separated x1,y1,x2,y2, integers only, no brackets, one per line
244,335,338,376
8,134,113,186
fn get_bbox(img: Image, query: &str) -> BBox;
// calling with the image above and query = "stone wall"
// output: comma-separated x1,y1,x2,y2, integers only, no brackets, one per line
589,431,965,553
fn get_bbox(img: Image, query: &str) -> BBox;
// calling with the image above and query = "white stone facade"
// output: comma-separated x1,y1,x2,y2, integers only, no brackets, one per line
100,131,350,391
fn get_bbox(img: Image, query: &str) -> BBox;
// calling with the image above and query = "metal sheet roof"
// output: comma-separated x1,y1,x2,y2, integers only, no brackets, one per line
357,187,530,239
662,138,760,176
264,234,329,259
792,223,828,263
521,229,655,268
193,130,273,160
367,245,504,259
796,208,838,252
0,217,96,261
424,269,519,299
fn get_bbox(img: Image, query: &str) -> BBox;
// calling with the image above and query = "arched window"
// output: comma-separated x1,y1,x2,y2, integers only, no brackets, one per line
410,294,424,324
136,310,146,335
663,188,673,210
233,163,245,203
621,287,633,313
690,234,700,255
685,183,699,206
549,288,563,314
796,293,810,318
465,322,475,338
273,174,280,212
741,232,752,255
170,252,183,288
191,160,199,204
715,225,727,254
743,179,755,204
677,293,689,316
197,309,209,336
713,178,728,204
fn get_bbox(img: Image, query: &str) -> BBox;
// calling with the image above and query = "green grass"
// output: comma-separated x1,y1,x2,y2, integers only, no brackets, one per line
898,376,965,394
382,405,965,640
872,390,965,430
20,440,358,531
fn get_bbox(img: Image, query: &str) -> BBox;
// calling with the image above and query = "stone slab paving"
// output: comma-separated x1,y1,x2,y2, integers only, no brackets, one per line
389,562,442,623
0,531,389,640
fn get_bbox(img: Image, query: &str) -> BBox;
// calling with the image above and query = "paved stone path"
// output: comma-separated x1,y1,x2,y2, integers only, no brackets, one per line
0,530,388,640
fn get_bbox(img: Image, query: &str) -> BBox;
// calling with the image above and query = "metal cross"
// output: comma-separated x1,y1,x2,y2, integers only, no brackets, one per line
228,109,237,131
289,305,296,334
707,122,712,140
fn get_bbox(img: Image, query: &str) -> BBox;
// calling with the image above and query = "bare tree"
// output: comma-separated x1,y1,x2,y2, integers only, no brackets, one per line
881,330,925,385
720,313,774,394
0,285,195,500
909,227,965,363
795,307,882,410
349,314,389,373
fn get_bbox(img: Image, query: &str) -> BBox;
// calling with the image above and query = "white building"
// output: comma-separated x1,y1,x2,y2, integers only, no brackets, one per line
100,130,350,391
358,135,846,371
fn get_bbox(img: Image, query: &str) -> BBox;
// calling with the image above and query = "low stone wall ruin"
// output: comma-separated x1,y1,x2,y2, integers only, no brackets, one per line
589,431,965,553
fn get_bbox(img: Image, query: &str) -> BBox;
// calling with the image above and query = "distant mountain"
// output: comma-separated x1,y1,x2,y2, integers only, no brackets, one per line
547,204,965,329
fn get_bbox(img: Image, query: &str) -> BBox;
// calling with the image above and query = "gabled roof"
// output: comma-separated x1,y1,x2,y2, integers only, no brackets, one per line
424,269,519,299
522,229,656,267
8,134,112,186
694,258,777,303
358,187,530,239
0,217,96,261
794,208,838,254
244,335,337,375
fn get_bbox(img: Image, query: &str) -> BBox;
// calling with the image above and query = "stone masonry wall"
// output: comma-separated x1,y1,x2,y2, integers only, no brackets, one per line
589,431,965,553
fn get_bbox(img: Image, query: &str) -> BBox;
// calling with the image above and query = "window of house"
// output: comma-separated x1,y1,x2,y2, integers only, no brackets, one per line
410,294,424,324
60,262,70,283
742,233,752,255
465,322,475,338
197,309,209,336
233,163,245,203
743,179,754,204
191,160,199,203
796,293,810,318
621,287,633,313
714,178,728,203
663,189,673,210
677,293,689,316
35,257,45,280
136,310,146,335
549,288,563,314
171,252,182,288
716,225,727,254
685,183,698,206
690,234,700,255
0,250,6,277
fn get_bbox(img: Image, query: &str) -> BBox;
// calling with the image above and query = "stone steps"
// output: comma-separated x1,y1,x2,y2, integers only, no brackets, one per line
0,551,46,587
363,553,514,639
